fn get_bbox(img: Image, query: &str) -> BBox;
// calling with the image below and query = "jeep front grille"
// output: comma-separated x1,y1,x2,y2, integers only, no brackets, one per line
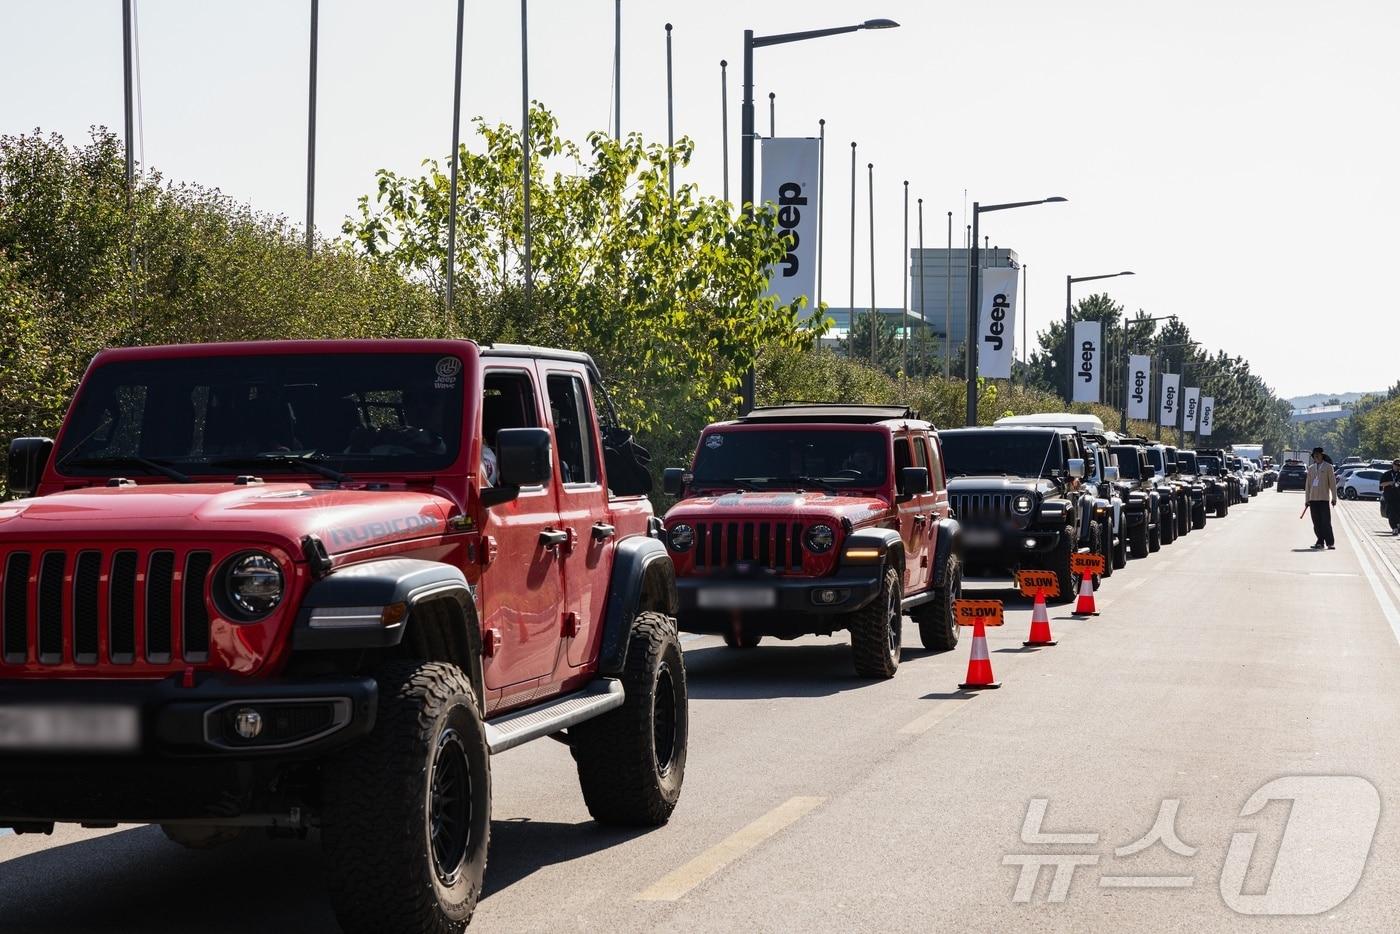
692,521,806,572
1,547,214,668
951,493,1014,523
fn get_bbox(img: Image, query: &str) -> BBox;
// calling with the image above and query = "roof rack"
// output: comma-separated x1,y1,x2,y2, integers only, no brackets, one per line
738,403,919,424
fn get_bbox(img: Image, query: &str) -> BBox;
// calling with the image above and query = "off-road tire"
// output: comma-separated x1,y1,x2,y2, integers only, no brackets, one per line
1112,527,1129,568
914,553,961,652
1177,499,1192,536
1216,497,1229,519
851,566,902,678
1129,520,1149,558
1192,503,1207,529
1159,506,1176,545
322,661,490,934
1098,520,1115,578
1048,527,1076,604
1148,518,1162,553
571,612,688,826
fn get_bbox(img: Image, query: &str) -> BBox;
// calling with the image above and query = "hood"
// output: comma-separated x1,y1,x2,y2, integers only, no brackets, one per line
947,475,1057,495
0,482,454,556
665,489,890,528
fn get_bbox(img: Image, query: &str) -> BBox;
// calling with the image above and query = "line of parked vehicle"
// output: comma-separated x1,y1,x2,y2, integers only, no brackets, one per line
658,406,1263,680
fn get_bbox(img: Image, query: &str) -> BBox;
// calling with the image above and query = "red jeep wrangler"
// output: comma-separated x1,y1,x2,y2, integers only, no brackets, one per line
0,340,686,934
660,404,962,678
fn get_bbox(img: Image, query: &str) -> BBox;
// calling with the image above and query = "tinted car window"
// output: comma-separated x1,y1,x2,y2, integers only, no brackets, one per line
1110,446,1143,479
691,429,889,488
940,430,1064,478
56,353,465,476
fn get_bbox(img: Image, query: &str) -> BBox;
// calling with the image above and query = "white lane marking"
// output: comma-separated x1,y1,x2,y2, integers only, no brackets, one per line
899,698,974,735
1337,508,1400,646
636,796,826,901
680,634,705,644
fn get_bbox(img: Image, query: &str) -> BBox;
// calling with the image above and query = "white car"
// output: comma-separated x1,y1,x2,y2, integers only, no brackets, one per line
1342,468,1385,500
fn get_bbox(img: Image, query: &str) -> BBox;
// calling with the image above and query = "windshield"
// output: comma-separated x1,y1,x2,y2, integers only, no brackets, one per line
1145,449,1164,473
1198,455,1222,473
1110,447,1143,479
690,428,888,489
940,430,1062,478
1177,452,1199,473
55,353,465,477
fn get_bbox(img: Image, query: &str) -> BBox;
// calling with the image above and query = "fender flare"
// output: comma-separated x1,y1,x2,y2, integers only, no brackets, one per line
843,527,905,575
599,536,678,676
292,558,475,652
931,518,961,588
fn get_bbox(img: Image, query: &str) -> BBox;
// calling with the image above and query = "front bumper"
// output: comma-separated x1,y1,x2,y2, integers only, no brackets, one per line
960,526,1067,570
0,673,377,760
676,568,882,627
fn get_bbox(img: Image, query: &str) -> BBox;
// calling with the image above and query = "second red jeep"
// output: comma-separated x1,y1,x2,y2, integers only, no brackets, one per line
661,404,963,678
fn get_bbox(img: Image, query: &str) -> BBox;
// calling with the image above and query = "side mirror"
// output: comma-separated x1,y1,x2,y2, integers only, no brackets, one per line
7,437,54,499
662,467,686,498
1104,466,1121,482
482,428,552,507
898,466,930,497
1067,458,1086,479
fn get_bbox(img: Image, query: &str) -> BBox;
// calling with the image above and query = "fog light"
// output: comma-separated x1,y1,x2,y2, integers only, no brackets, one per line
233,708,263,740
820,589,837,603
1023,538,1036,549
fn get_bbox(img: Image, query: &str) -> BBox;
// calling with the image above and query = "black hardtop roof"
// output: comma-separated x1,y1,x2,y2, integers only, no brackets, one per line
735,403,926,426
941,425,1074,436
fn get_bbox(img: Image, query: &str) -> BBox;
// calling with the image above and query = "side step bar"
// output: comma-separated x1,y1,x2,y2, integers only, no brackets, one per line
484,678,624,755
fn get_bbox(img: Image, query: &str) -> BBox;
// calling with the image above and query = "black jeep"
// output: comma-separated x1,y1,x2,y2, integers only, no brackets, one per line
938,427,1097,601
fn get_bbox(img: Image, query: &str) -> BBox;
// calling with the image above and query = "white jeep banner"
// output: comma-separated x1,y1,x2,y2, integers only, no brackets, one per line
1071,321,1102,403
977,267,1019,379
760,137,821,315
1126,354,1152,420
1159,373,1181,426
1199,396,1215,436
1183,387,1201,432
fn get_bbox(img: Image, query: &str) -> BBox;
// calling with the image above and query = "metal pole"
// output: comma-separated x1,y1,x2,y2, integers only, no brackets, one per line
902,180,909,381
122,0,134,196
816,118,825,308
849,142,856,317
520,0,532,298
868,162,876,369
1064,275,1074,402
720,61,729,202
768,92,775,137
965,204,980,425
739,30,755,412
665,23,674,203
944,211,951,378
1021,263,1028,379
306,0,318,257
446,0,466,316
614,0,621,139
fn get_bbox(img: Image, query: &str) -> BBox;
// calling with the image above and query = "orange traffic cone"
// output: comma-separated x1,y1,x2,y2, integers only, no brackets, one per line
1023,589,1058,646
959,617,1001,690
1073,574,1098,616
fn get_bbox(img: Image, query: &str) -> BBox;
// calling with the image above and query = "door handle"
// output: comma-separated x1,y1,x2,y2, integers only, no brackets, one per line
913,514,928,525
539,529,569,549
592,523,617,541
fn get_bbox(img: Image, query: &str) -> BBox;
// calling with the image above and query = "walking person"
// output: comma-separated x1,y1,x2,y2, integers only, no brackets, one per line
1303,446,1338,549
1381,458,1400,534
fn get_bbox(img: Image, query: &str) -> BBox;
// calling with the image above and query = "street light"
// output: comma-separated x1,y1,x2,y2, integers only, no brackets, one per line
965,196,1067,425
738,17,900,413
1063,270,1134,403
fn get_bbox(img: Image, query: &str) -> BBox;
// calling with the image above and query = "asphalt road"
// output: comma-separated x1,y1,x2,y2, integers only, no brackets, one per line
4,488,1400,933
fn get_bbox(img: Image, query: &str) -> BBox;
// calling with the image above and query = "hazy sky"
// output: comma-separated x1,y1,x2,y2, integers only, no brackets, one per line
3,0,1397,399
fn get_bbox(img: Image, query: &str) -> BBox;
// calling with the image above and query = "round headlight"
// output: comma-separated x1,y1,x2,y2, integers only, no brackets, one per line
224,552,284,619
1013,494,1034,514
805,524,836,554
667,523,695,552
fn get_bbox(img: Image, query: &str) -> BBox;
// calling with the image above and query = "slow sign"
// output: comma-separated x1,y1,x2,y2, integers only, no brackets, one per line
1070,552,1106,576
953,599,1005,627
1016,569,1060,599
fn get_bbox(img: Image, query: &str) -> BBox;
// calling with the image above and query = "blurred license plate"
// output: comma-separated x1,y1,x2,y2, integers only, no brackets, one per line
0,704,139,752
697,586,777,610
963,528,1002,548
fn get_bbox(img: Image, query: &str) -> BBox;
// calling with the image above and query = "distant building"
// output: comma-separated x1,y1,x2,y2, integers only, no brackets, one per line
1290,404,1350,424
816,307,930,347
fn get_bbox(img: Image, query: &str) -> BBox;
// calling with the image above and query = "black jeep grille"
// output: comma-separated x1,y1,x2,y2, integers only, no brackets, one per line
692,521,807,572
0,547,214,668
951,493,1015,523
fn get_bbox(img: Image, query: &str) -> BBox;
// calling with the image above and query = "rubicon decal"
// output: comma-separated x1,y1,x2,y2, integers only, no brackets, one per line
326,514,441,548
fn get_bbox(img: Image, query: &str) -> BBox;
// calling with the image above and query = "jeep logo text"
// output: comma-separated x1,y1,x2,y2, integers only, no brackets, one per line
1079,340,1096,383
776,182,806,277
983,293,1009,351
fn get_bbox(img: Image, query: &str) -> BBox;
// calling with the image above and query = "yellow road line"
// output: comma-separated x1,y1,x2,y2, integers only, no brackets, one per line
636,796,826,901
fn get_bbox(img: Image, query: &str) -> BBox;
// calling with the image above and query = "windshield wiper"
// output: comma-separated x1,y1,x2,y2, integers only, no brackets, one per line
690,478,751,492
209,454,351,483
64,455,191,484
742,475,842,493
